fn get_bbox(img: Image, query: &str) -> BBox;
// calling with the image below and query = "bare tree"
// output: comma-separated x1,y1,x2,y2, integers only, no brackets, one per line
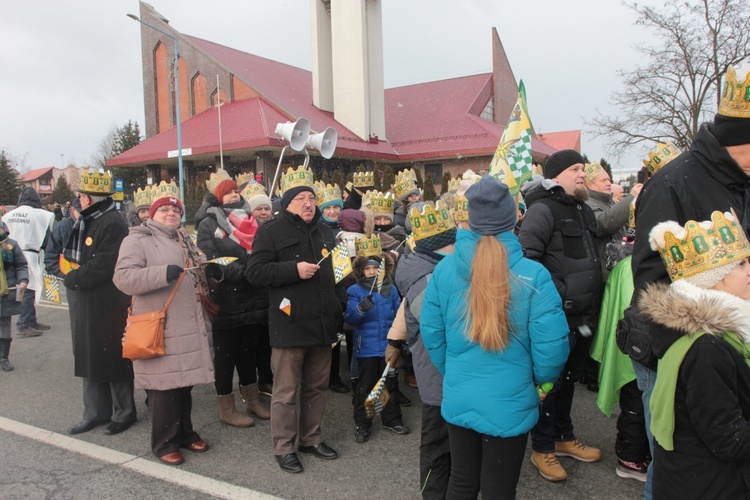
588,0,750,158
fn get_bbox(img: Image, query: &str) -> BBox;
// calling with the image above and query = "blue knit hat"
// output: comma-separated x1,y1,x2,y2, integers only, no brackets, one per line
465,175,516,235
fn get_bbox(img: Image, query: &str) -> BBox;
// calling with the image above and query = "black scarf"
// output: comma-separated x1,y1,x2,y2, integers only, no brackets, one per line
63,199,116,264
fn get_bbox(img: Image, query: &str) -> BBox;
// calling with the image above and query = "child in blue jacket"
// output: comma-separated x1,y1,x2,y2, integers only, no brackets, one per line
344,250,407,442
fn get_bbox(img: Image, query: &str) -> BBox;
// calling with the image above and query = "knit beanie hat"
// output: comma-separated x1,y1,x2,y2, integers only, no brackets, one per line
149,196,184,219
248,194,272,213
712,114,750,147
465,175,517,235
213,179,239,202
280,186,315,209
319,198,344,212
544,150,585,179
338,208,366,233
415,229,457,251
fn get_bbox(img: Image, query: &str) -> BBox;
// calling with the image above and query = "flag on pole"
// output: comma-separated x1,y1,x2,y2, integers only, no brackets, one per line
206,256,238,266
375,257,387,293
365,363,392,419
330,241,352,284
488,80,534,195
42,273,61,304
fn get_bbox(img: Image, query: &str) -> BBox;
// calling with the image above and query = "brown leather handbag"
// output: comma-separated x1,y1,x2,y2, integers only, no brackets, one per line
122,272,184,361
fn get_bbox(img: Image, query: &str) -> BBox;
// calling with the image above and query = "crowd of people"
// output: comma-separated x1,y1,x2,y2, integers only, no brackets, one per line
1,62,749,499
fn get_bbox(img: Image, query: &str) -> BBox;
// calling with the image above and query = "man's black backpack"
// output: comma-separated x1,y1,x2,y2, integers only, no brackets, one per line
616,305,658,371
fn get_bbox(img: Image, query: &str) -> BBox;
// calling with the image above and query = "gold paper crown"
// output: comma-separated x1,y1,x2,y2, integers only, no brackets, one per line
206,168,231,193
584,162,605,184
133,186,152,208
452,193,469,223
410,201,456,241
355,234,383,258
643,142,682,175
353,171,375,188
363,190,395,215
719,63,750,118
79,168,114,195
314,181,342,207
653,210,750,282
447,177,461,193
279,165,314,194
151,181,181,204
235,172,255,187
240,181,266,200
393,169,419,200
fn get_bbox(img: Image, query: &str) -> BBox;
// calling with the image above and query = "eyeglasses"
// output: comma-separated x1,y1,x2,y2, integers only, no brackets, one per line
156,206,183,215
291,195,316,205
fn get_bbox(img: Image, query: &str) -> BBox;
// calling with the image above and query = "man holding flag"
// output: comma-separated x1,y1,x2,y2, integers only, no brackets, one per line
246,166,347,474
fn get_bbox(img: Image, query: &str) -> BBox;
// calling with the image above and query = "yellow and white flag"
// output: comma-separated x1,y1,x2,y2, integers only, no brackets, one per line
330,241,352,284
488,80,534,195
42,273,61,304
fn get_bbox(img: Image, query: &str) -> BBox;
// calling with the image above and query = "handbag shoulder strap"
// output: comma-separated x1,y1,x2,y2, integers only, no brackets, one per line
162,271,186,313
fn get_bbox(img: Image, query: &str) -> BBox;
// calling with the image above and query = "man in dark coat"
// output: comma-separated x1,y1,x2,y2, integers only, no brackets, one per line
246,169,346,474
517,150,604,482
63,171,135,436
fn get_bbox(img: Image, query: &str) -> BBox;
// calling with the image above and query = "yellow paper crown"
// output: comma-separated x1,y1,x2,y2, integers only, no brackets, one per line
206,168,231,193
314,181,342,207
393,169,419,200
584,162,605,184
151,181,181,204
452,193,469,223
235,172,255,187
79,168,114,195
240,181,266,200
353,171,375,188
410,201,455,241
719,63,750,118
363,190,395,215
652,210,750,282
280,165,314,195
447,177,461,193
355,234,383,258
643,142,682,175
133,186,152,208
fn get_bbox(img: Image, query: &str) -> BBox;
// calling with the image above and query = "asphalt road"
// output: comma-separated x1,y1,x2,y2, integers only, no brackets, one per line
0,291,643,499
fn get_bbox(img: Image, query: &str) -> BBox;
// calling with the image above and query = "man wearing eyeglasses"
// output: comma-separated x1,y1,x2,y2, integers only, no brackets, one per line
247,172,346,474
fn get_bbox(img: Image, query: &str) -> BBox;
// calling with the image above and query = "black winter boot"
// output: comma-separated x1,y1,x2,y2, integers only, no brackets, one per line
0,338,13,371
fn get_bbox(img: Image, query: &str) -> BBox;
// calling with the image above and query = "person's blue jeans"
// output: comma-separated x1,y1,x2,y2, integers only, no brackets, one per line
16,288,37,328
632,360,655,500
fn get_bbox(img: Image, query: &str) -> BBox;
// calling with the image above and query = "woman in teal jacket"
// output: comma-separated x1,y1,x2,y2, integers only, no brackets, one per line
422,175,569,499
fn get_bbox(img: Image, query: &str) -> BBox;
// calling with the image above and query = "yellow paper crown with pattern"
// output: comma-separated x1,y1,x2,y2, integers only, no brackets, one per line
393,169,419,200
651,210,750,282
151,181,181,204
643,142,682,175
235,172,255,187
410,201,456,241
584,162,605,184
355,234,383,258
314,181,342,207
452,193,469,223
447,177,461,193
79,168,114,195
240,181,266,200
133,186,152,208
353,171,375,188
719,63,750,118
363,190,395,215
206,168,231,193
280,165,314,194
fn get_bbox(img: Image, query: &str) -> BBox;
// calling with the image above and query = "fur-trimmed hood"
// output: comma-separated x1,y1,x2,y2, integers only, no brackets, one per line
639,280,750,344
352,252,394,282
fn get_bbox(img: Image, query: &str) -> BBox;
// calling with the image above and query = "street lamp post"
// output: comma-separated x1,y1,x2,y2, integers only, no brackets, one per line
127,13,185,219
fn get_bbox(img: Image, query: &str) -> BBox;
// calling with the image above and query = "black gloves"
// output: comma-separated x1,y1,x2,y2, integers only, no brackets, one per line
357,295,375,314
166,264,183,282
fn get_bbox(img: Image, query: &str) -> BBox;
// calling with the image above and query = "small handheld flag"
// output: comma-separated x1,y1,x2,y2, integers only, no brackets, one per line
329,241,353,284
42,273,61,304
364,363,392,419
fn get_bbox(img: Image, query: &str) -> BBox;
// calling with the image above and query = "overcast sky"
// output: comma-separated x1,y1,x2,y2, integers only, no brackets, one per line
1,0,652,176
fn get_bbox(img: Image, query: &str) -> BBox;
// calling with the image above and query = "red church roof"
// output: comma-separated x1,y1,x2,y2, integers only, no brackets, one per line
19,167,54,182
537,130,581,153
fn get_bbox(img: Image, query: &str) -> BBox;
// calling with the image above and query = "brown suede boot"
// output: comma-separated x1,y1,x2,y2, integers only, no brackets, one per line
217,394,254,427
239,383,270,420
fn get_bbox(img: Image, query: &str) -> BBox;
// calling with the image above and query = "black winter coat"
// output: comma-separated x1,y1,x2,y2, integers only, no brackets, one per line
63,200,132,382
196,206,268,329
246,208,345,348
0,231,28,317
632,123,750,292
518,179,603,329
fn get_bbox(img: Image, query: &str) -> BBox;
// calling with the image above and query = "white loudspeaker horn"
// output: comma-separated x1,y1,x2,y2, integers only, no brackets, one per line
274,118,311,151
307,127,338,159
